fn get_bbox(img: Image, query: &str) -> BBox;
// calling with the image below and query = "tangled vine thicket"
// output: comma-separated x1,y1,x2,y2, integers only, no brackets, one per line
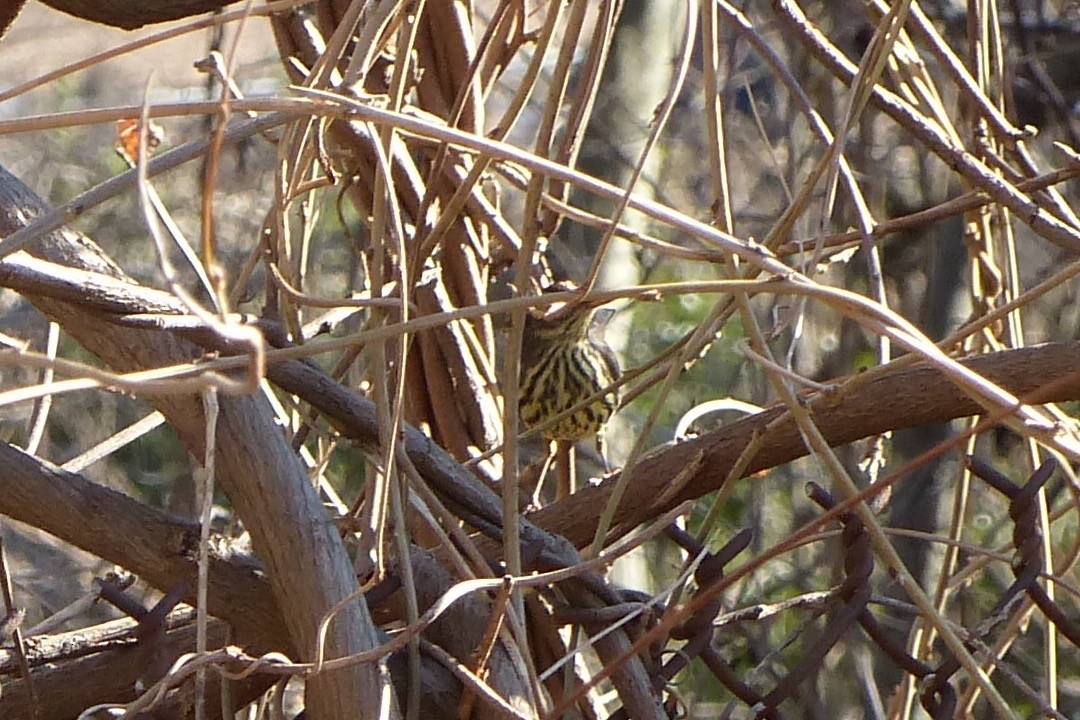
0,1,1079,719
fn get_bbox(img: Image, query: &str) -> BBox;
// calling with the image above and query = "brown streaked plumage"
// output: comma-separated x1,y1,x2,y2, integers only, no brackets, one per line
519,303,620,442
519,300,620,502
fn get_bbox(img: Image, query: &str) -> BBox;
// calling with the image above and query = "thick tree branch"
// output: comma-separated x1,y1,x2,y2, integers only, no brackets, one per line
0,0,25,40
531,342,1080,547
39,0,242,29
0,442,286,651
0,612,266,720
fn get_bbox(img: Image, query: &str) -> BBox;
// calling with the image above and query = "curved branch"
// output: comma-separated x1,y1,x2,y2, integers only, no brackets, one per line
532,342,1080,547
39,0,241,29
0,164,389,720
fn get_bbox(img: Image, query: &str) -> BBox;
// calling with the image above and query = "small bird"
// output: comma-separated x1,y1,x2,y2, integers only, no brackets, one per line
519,290,620,500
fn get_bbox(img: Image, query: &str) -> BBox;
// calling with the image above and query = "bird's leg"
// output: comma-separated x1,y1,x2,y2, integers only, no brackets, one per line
595,431,611,473
555,439,575,499
531,440,559,510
